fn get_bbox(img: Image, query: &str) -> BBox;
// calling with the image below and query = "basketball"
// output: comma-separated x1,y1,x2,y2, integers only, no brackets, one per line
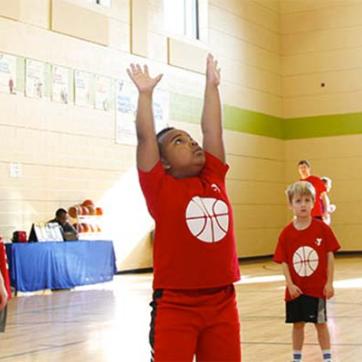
68,206,78,218
82,223,89,232
185,196,229,243
68,205,81,219
76,223,84,233
86,206,95,215
82,199,95,207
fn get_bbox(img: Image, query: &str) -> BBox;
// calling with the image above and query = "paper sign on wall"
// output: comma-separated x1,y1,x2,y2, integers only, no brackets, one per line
115,80,169,145
52,65,71,104
75,70,94,107
0,53,17,94
95,75,112,111
25,59,48,99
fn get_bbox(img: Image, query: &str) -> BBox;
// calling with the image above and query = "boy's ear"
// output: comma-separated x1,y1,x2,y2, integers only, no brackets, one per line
160,158,171,170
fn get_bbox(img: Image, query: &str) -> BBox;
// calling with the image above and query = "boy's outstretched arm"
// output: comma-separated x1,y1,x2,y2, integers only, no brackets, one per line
201,54,225,163
127,64,163,171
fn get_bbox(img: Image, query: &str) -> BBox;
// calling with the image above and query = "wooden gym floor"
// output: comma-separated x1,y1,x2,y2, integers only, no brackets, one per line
0,255,361,361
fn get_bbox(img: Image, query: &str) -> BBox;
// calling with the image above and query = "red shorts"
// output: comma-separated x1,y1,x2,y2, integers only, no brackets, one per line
149,284,241,362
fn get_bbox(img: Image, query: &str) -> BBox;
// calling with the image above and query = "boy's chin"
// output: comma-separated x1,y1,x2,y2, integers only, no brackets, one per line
173,163,205,178
297,213,311,218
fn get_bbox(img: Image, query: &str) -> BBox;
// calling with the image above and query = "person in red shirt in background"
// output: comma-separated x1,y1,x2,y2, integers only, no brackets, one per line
127,54,241,362
321,176,337,225
274,181,340,362
0,272,8,332
0,240,10,332
298,160,330,221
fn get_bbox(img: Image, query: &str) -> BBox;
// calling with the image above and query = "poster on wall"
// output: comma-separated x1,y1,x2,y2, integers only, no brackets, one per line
0,53,17,94
51,65,71,104
115,80,138,145
95,75,112,111
153,88,169,132
25,59,48,99
115,80,169,145
74,70,93,107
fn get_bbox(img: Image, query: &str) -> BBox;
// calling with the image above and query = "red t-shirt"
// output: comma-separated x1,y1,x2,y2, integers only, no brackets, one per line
303,175,327,217
273,219,340,301
0,242,11,300
138,152,240,290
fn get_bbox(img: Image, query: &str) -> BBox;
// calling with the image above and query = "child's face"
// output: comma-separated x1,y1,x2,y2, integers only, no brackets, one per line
159,129,206,178
290,193,314,218
298,164,310,179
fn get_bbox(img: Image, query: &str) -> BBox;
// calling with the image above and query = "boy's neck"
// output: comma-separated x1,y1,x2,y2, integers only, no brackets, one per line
293,215,312,230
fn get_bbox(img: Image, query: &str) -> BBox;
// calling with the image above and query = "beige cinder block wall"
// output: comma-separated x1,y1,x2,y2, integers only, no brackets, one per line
207,0,285,257
281,0,362,251
0,0,286,271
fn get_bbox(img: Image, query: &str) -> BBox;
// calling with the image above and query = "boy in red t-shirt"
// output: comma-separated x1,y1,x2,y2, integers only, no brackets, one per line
0,240,10,332
0,272,8,332
298,160,329,220
127,55,241,361
274,181,340,362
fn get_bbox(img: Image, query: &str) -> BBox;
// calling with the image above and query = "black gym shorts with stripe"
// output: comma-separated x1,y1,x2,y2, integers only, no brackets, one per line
286,294,327,324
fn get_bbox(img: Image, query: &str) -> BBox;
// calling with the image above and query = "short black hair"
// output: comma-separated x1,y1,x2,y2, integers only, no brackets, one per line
156,127,175,142
55,208,67,218
298,160,311,168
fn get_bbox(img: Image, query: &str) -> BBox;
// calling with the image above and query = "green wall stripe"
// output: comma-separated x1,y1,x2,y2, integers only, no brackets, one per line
170,92,362,140
284,113,362,139
223,105,284,139
170,93,284,139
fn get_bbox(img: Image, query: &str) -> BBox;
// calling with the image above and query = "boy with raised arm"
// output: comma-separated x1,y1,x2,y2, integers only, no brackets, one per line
127,54,241,361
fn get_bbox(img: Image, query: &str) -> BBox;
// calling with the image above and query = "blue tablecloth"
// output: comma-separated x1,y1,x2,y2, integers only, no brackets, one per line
6,240,116,292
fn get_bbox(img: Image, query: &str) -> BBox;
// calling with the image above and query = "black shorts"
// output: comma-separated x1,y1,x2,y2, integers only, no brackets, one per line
286,295,327,324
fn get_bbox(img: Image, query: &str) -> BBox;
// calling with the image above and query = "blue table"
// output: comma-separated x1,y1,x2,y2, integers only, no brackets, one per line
6,240,116,292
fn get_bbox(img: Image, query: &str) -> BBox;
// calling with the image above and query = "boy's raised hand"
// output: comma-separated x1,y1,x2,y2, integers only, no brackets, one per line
127,64,163,93
206,53,220,86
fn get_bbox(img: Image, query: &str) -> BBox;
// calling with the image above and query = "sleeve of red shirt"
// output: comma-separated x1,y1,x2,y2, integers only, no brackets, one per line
273,228,287,264
0,243,11,300
138,161,165,218
316,177,327,194
202,152,229,181
322,223,341,253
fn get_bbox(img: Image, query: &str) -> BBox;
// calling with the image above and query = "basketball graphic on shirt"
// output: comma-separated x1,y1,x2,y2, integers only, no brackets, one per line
185,196,229,243
293,246,319,277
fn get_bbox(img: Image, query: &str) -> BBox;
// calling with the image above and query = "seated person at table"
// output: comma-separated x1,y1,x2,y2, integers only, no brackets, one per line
49,208,79,241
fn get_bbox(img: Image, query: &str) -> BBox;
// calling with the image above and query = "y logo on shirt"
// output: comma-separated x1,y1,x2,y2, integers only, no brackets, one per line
211,183,221,193
315,238,323,246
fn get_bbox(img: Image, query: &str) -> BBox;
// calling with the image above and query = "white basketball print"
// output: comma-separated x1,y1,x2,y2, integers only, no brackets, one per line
185,196,229,243
293,246,319,277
